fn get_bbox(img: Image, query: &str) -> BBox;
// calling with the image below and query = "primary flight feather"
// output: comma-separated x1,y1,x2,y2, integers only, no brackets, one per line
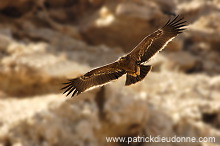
62,15,187,97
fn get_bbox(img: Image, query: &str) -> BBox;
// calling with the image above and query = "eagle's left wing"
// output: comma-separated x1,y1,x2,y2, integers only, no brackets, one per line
128,15,187,63
61,62,125,97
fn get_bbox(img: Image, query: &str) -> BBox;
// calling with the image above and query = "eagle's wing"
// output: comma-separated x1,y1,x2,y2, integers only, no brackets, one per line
128,15,187,62
61,62,125,97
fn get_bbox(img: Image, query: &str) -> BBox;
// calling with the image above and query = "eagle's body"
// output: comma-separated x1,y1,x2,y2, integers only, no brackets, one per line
62,15,187,97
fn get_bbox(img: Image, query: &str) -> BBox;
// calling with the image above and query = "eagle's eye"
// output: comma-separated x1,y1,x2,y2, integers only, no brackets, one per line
120,56,129,61
120,57,126,60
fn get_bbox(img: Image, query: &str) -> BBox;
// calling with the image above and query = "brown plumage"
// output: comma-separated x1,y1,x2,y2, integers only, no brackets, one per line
62,15,187,97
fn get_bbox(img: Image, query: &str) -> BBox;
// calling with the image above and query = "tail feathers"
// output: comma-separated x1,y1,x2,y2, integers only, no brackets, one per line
125,65,152,86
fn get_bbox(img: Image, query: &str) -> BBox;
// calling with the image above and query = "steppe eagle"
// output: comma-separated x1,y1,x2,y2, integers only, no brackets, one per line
62,15,187,97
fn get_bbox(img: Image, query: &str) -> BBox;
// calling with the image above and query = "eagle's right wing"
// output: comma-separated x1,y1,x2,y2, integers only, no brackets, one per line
61,62,125,97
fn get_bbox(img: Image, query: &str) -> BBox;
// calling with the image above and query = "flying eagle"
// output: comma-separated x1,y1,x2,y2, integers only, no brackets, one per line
62,15,187,97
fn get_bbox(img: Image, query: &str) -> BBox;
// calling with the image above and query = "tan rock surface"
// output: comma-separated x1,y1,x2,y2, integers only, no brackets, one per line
0,0,220,146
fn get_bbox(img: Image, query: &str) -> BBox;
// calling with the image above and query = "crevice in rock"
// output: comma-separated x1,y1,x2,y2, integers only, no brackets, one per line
202,112,220,129
3,138,12,146
185,61,203,74
0,7,22,18
94,86,106,120
128,123,141,133
38,134,45,144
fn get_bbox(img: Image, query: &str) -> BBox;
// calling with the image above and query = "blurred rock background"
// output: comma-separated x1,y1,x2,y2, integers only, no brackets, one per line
0,0,220,146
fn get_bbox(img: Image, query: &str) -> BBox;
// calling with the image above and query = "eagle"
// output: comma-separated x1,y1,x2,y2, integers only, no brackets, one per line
62,15,187,97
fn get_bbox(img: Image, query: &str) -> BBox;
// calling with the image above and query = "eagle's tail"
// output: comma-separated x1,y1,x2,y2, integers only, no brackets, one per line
125,65,152,86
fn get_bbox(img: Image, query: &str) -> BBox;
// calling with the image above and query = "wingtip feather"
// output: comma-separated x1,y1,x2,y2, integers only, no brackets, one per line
71,89,78,98
60,84,71,90
162,15,187,34
66,88,75,97
63,85,73,94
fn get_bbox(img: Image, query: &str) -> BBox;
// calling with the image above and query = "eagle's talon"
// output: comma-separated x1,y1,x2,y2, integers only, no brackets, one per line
136,61,141,65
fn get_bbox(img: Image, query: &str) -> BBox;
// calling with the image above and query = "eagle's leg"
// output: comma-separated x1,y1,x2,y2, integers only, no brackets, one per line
136,66,140,76
136,60,141,65
125,65,152,86
129,66,140,77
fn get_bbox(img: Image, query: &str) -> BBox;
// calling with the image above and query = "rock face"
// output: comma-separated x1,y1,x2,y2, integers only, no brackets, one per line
0,0,220,146
1,72,220,146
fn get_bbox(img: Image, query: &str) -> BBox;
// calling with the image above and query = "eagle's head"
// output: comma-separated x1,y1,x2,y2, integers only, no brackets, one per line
119,55,130,66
